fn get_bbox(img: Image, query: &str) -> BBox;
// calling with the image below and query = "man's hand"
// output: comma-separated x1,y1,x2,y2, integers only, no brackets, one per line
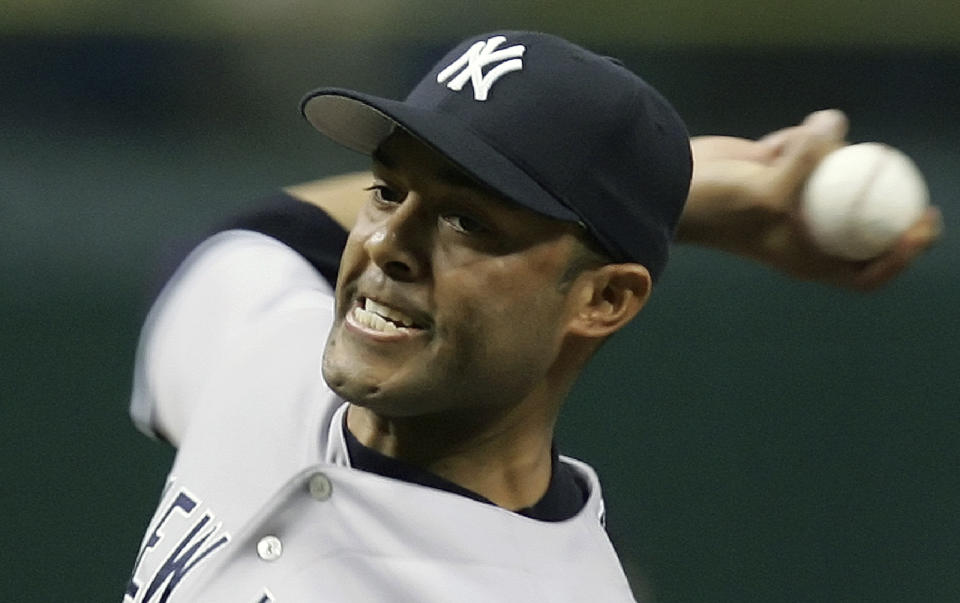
679,110,942,291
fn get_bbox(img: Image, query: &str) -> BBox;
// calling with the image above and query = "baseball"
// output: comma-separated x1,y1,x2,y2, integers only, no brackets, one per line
801,142,929,261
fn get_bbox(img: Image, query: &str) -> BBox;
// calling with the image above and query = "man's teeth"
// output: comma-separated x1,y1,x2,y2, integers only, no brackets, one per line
353,299,416,332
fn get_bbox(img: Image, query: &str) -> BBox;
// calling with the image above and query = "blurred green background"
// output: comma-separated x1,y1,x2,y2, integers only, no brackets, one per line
2,2,958,601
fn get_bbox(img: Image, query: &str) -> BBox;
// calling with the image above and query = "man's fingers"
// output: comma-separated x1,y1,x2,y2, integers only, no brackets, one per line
802,109,849,141
693,110,849,168
758,113,849,213
851,207,942,291
909,206,944,247
690,135,771,163
748,135,830,214
757,109,848,158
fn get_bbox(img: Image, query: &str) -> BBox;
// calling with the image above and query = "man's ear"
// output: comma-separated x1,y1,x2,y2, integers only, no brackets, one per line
567,263,652,338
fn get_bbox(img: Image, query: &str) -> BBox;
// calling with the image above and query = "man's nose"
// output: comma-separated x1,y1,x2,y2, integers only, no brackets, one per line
363,198,430,281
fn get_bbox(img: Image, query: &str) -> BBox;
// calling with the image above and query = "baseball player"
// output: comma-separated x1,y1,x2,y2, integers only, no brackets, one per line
123,31,939,602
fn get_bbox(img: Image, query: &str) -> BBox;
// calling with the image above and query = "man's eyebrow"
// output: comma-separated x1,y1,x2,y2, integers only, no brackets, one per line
436,166,487,192
371,147,394,170
372,146,491,194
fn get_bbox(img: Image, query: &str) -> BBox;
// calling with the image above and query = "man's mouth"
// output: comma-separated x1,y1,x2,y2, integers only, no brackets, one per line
350,298,422,333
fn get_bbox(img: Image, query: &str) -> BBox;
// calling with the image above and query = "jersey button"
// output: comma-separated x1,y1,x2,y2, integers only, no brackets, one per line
308,472,333,501
256,535,283,561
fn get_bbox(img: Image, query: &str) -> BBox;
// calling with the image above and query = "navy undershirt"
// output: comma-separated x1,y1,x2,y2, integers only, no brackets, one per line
342,413,587,522
223,192,588,522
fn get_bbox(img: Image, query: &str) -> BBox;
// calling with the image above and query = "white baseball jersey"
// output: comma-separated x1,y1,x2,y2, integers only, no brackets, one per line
125,228,637,602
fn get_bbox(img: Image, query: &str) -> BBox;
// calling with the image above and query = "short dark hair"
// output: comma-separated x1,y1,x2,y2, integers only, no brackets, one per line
558,233,612,292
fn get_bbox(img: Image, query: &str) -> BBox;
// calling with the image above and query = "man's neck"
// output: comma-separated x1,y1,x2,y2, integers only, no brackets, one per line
345,402,556,511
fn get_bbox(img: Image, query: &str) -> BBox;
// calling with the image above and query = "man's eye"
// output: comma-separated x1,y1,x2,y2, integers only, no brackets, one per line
365,184,403,204
442,214,486,234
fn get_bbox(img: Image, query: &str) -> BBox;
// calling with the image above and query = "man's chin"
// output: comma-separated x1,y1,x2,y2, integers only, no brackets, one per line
321,368,440,419
321,359,372,402
321,329,374,400
321,332,428,412
322,358,399,409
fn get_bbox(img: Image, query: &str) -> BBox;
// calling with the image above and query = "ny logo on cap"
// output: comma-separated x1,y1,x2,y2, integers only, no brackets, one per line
436,36,525,101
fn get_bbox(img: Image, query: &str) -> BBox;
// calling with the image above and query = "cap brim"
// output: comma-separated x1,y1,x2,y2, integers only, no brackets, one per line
300,88,580,223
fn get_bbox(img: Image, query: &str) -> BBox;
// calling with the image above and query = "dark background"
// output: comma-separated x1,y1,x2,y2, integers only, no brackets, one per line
2,3,958,601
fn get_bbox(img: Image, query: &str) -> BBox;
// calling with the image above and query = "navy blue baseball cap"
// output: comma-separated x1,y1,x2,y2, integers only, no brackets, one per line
301,31,692,280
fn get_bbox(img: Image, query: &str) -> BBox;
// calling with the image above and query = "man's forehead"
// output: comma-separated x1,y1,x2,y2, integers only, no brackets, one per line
371,131,569,234
370,130,590,240
372,131,488,193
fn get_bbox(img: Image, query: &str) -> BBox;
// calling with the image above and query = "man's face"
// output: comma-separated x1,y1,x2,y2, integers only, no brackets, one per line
322,132,585,418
